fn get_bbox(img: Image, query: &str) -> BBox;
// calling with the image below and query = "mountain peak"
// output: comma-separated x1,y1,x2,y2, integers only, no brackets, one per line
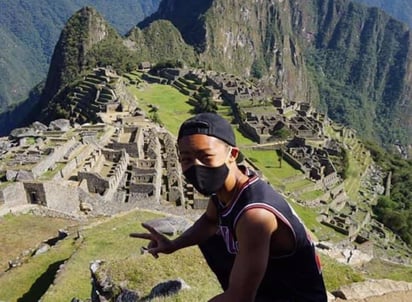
42,6,117,102
138,0,213,51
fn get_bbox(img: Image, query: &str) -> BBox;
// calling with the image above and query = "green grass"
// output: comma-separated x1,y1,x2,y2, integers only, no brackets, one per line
41,210,220,301
100,249,221,301
298,190,325,201
0,237,80,302
344,143,371,201
38,162,66,180
284,179,314,192
361,258,412,282
0,209,399,301
128,84,193,135
320,254,364,291
0,213,77,271
290,202,346,243
241,149,302,187
0,208,381,301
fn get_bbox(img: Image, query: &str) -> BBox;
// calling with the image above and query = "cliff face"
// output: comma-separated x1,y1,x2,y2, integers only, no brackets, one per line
139,0,314,106
297,0,412,146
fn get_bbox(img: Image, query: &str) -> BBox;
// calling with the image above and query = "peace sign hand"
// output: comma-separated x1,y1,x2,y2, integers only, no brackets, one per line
130,223,176,258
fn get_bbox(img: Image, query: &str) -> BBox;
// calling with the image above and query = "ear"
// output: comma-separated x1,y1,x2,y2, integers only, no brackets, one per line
229,147,240,162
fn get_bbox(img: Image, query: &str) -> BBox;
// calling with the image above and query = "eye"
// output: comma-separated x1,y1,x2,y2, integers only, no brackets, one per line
198,154,215,165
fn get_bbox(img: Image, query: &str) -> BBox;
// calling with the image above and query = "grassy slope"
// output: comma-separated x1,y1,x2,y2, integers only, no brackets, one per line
0,214,78,271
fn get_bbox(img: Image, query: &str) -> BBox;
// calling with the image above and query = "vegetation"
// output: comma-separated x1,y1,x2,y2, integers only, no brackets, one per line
0,0,160,112
0,214,78,272
191,89,218,114
128,83,193,135
366,142,412,244
127,20,197,66
305,0,411,148
86,33,141,74
2,78,412,300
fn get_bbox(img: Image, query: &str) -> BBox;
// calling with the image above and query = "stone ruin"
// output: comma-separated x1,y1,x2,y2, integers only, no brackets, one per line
0,114,201,217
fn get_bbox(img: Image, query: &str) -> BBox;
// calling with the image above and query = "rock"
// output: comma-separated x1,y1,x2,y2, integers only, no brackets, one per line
9,127,38,138
6,170,18,181
90,260,140,302
333,279,412,300
144,216,192,236
115,289,139,302
34,243,51,256
327,291,337,301
80,202,93,213
31,121,48,132
147,278,190,300
16,170,34,181
49,119,70,131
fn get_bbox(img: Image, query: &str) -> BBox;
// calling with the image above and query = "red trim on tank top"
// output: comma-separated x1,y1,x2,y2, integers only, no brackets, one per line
220,175,259,217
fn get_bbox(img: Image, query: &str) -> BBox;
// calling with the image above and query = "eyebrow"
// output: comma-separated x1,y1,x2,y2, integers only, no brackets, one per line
179,147,216,155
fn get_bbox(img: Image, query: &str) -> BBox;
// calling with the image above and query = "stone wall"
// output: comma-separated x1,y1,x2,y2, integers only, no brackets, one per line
78,172,109,195
58,158,77,179
42,181,79,214
1,182,27,207
110,142,139,158
31,138,77,177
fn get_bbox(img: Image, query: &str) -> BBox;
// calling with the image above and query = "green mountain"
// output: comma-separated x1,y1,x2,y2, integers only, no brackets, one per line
19,0,412,154
0,0,160,113
354,0,412,28
128,0,412,151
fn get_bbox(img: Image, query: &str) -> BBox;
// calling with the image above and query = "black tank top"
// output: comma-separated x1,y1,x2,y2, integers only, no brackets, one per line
212,170,327,301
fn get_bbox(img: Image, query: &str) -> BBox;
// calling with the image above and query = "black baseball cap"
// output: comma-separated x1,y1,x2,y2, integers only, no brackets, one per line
178,112,236,146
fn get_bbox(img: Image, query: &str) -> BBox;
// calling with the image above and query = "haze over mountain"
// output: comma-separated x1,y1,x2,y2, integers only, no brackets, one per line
0,0,160,113
354,0,412,28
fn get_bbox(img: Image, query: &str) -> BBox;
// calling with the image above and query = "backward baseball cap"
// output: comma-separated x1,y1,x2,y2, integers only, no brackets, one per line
177,112,236,146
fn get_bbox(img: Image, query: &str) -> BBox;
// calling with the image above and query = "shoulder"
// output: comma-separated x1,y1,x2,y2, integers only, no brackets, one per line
236,207,278,238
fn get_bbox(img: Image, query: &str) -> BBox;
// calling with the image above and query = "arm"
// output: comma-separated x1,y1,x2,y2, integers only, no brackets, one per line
209,208,277,302
172,200,219,250
130,199,218,257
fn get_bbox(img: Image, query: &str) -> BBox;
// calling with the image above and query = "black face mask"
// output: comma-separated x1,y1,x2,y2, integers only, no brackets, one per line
183,163,229,196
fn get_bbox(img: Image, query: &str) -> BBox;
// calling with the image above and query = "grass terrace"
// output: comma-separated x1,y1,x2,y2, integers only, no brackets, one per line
298,189,325,201
241,149,302,188
128,83,193,135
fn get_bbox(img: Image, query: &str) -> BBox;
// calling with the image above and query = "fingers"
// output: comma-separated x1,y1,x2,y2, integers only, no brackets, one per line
142,223,160,235
129,223,161,240
149,249,159,259
129,232,152,240
129,223,165,259
140,246,159,258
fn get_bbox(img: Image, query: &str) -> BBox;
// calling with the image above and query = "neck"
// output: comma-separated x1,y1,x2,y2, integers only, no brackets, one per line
216,168,249,205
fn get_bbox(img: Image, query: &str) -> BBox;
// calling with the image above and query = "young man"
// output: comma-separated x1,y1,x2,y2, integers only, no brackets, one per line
130,112,327,301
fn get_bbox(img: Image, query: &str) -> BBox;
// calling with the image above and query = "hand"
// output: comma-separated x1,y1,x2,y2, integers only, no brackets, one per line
129,223,175,258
